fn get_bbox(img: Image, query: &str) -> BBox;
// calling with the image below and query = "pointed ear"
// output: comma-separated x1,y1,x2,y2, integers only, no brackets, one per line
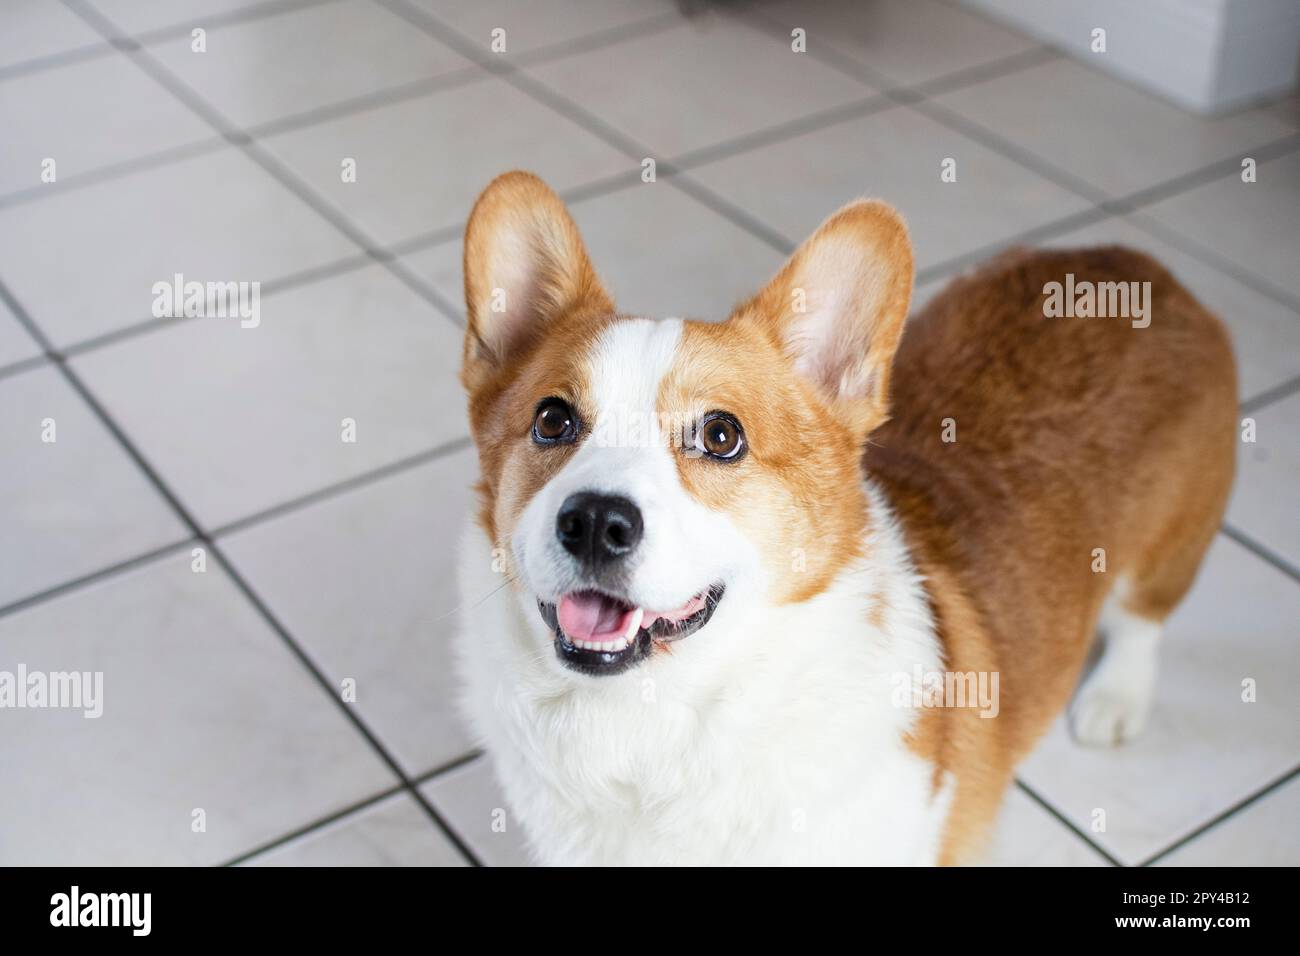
733,200,913,437
462,171,612,393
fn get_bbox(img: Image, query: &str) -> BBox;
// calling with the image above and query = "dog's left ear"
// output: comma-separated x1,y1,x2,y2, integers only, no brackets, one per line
732,200,913,437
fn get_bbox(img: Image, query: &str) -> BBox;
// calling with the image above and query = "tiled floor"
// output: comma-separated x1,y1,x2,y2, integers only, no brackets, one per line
1,0,1296,866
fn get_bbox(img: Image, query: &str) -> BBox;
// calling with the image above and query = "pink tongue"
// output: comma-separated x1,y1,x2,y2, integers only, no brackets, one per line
556,591,708,642
558,592,633,642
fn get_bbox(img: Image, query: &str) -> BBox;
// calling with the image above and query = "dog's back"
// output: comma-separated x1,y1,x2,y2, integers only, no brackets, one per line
865,246,1237,861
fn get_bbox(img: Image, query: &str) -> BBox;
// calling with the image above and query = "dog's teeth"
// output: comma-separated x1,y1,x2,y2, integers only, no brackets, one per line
625,607,644,642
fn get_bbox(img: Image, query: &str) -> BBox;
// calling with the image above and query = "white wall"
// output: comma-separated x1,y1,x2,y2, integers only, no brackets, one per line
963,0,1300,114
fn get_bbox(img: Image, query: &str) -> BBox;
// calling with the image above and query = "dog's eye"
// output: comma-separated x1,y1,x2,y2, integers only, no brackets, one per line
533,398,577,444
695,412,746,461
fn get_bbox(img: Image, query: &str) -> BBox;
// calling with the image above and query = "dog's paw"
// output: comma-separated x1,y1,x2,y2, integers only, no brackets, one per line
1070,685,1151,747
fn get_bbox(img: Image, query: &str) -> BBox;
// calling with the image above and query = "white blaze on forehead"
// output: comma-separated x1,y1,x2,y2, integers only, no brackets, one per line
585,317,684,441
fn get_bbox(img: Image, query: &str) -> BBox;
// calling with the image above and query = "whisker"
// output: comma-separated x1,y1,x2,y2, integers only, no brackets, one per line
423,569,523,625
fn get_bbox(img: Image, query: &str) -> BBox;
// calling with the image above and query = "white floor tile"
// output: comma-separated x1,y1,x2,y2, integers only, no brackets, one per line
220,448,479,776
71,264,465,529
1,0,106,69
1018,535,1300,865
1142,150,1300,303
85,0,293,36
0,147,358,348
1264,91,1300,131
147,0,475,130
242,792,467,866
422,759,534,867
0,555,397,864
689,104,1091,272
415,0,677,58
760,0,1039,88
1156,777,1300,866
528,17,870,157
1229,391,1300,571
0,52,215,197
931,58,1294,199
261,76,631,247
0,365,187,608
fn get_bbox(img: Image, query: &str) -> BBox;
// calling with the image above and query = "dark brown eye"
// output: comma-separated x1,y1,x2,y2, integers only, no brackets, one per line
696,413,746,461
533,398,577,444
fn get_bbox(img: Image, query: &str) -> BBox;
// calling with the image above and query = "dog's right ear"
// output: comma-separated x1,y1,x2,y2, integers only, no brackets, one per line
461,171,611,394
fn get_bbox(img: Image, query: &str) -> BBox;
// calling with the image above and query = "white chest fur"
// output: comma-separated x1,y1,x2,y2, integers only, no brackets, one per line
453,487,952,866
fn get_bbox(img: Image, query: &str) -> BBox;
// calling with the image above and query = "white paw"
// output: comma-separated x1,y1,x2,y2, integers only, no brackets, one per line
1070,685,1151,747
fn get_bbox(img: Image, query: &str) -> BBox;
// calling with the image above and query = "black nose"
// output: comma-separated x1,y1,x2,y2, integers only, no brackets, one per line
556,492,643,569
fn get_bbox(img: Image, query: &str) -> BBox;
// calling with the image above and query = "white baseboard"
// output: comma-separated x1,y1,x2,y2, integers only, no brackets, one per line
963,0,1300,114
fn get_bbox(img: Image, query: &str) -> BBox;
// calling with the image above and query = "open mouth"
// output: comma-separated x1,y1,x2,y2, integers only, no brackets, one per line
537,584,725,676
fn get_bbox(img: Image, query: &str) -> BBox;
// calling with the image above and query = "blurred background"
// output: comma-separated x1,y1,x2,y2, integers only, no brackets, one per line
1,0,1297,866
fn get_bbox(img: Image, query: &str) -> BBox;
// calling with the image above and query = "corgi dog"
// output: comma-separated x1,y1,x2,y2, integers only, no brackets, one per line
453,171,1236,865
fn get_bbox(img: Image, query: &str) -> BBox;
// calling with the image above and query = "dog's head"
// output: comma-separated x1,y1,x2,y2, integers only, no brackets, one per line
461,172,912,678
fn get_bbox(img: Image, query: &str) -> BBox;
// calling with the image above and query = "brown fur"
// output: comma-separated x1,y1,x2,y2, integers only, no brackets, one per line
873,247,1237,863
663,320,870,604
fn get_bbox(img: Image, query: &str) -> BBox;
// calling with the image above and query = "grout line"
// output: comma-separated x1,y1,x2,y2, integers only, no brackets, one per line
1102,132,1300,217
220,748,484,867
131,0,343,48
908,97,1111,204
1241,372,1300,415
242,64,490,142
913,206,1112,285
0,536,198,621
1221,523,1300,585
212,436,473,538
0,40,116,84
740,3,896,93
0,437,471,623
202,553,486,865
1138,763,1300,867
666,92,891,173
507,10,684,69
378,0,799,257
0,353,49,381
1123,207,1300,317
1013,778,1124,866
412,749,485,787
908,45,1061,99
0,135,229,211
739,2,1061,104
659,168,795,254
217,780,408,867
57,251,380,360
